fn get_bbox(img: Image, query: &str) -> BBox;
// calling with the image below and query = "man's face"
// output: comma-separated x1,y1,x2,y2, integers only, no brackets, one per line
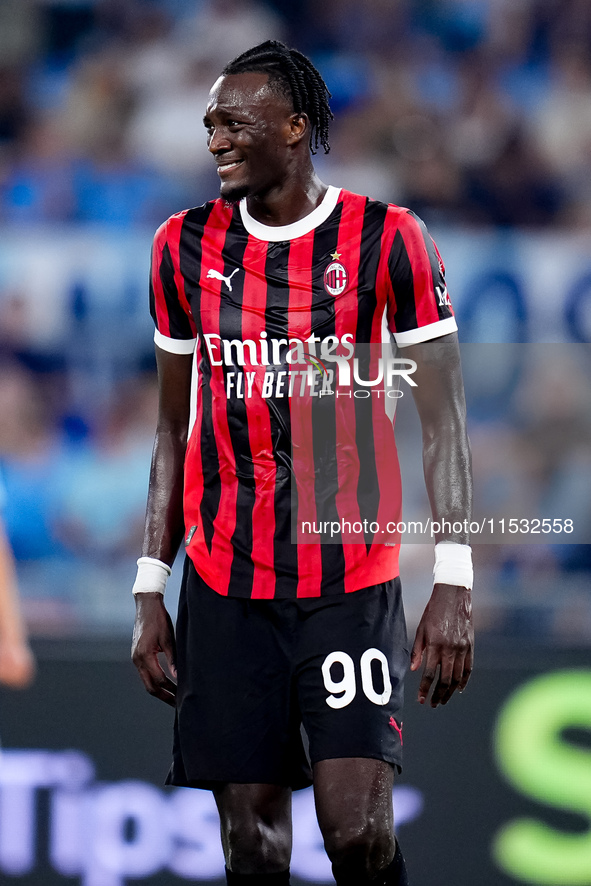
204,72,297,202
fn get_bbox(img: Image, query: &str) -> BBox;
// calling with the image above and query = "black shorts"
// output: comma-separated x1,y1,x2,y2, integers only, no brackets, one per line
167,558,409,790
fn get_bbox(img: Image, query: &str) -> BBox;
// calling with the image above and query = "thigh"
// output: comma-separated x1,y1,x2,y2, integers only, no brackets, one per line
169,559,311,789
213,783,292,832
313,757,395,836
297,579,409,770
213,783,293,873
313,758,397,876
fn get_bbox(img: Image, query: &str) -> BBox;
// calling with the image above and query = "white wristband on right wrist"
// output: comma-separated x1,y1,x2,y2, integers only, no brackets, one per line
132,557,172,596
433,542,473,590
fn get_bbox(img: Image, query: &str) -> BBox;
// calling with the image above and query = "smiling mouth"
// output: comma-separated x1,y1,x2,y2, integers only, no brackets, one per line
217,160,244,176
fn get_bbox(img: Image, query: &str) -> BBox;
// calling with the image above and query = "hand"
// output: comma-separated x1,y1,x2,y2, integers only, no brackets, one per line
0,637,35,688
410,583,473,707
131,593,177,707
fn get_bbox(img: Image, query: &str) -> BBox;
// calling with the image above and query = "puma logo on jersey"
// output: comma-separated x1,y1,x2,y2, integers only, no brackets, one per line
207,268,240,292
435,285,451,307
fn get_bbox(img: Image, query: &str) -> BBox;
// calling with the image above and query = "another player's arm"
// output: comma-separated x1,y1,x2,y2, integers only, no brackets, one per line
404,331,474,707
131,346,193,706
0,519,35,688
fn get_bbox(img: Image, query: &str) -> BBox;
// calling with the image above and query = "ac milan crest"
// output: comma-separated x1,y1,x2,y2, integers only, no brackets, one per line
324,260,348,296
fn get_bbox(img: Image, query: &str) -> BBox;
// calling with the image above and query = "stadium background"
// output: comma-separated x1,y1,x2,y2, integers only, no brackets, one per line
0,1,590,884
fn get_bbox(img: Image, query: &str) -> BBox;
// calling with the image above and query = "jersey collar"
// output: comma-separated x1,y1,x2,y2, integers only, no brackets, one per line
239,185,341,242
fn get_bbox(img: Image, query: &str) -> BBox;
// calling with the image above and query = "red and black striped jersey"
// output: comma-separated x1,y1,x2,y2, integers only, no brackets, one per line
150,186,456,598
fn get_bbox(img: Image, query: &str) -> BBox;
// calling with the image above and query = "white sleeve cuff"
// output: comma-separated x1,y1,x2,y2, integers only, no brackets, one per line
394,316,458,347
154,329,197,355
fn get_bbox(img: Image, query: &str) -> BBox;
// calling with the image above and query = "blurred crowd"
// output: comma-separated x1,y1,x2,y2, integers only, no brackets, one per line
0,0,590,640
0,359,159,632
0,0,591,228
397,344,591,643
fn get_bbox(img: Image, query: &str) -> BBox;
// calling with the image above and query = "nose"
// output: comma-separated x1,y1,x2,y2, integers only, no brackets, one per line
207,126,231,154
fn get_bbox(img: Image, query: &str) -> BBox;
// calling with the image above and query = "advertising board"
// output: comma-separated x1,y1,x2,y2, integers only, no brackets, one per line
1,643,589,886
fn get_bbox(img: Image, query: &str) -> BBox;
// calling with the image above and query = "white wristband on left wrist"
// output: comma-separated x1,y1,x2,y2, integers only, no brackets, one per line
433,542,473,590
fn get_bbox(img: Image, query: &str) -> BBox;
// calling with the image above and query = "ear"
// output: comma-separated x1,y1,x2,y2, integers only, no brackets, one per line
286,113,308,146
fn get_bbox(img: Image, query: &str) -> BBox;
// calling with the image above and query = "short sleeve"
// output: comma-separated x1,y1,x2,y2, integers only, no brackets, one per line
150,216,197,355
386,210,457,347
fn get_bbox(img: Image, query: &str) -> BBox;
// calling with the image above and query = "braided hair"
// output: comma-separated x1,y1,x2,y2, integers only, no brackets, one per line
222,40,333,154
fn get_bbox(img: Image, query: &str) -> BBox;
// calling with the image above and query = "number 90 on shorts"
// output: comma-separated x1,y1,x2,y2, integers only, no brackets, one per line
322,648,393,709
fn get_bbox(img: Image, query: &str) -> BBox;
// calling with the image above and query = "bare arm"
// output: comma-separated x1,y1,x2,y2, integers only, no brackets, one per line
131,346,193,706
403,332,474,707
0,519,35,688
